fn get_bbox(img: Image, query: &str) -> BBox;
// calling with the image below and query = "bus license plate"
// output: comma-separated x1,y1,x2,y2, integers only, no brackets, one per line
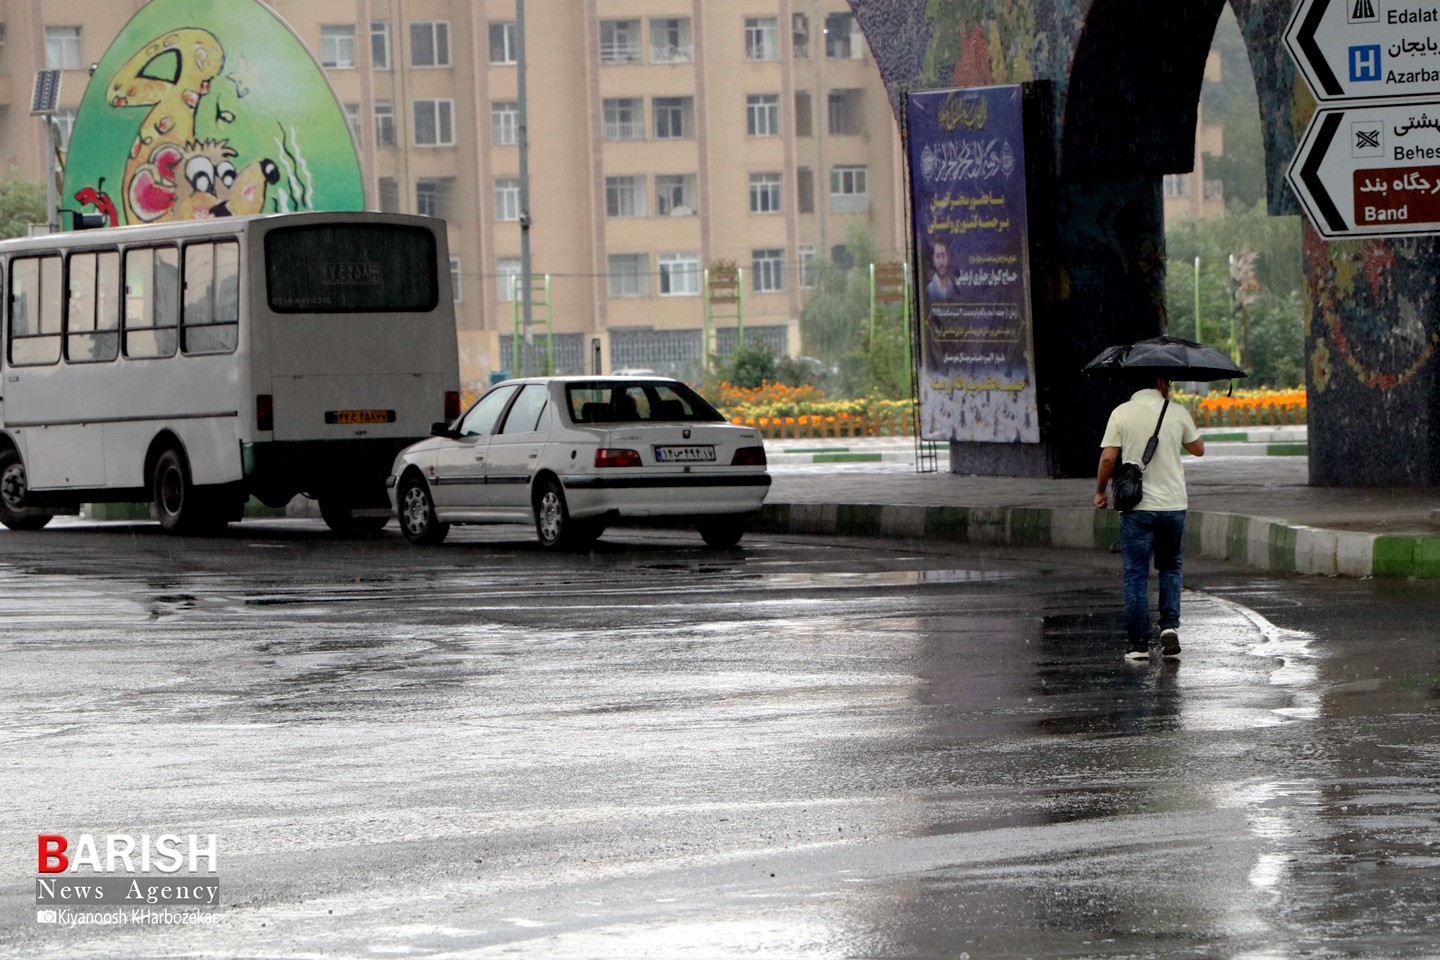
653,445,715,463
327,409,396,425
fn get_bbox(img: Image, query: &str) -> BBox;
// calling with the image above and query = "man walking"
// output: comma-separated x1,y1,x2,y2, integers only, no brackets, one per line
1093,376,1205,660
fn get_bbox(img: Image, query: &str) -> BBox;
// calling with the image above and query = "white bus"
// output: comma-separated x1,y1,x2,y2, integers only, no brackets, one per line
0,211,460,534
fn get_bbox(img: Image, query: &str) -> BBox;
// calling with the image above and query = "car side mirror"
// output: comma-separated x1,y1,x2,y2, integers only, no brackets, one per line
431,421,458,439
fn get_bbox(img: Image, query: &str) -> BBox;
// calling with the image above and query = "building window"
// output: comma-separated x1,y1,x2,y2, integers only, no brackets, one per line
371,20,391,70
658,253,700,296
605,176,646,217
46,26,83,70
494,178,521,221
650,18,692,63
603,98,644,141
497,258,522,301
745,18,778,61
375,100,395,147
749,172,782,214
344,103,360,144
653,96,692,139
799,243,817,288
489,22,517,64
830,165,869,213
752,249,784,293
1163,174,1190,198
828,89,864,135
825,12,856,59
746,94,779,137
416,179,443,218
378,177,399,213
655,174,697,216
492,101,519,145
412,99,454,146
411,21,451,67
600,19,642,64
797,167,815,214
450,257,462,303
608,254,649,298
320,25,356,68
792,14,810,59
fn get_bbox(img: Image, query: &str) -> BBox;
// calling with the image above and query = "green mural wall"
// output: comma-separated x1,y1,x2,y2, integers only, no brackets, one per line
62,0,363,228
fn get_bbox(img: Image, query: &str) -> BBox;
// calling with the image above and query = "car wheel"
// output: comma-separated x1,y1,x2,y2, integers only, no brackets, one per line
0,449,53,531
398,473,448,545
534,478,585,549
153,447,224,535
697,517,745,548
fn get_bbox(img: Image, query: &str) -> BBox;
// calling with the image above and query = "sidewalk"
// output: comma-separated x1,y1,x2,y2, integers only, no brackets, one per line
759,433,1440,580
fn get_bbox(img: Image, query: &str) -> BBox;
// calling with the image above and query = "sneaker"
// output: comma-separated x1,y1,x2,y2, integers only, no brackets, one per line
1124,639,1151,661
1159,628,1181,657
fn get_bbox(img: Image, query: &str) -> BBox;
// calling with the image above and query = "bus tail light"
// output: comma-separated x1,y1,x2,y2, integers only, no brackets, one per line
256,394,274,432
731,446,766,466
444,390,461,423
595,448,642,468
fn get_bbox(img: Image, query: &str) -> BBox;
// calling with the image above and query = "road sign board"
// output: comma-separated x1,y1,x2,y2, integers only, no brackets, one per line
1286,0,1440,101
1287,100,1440,237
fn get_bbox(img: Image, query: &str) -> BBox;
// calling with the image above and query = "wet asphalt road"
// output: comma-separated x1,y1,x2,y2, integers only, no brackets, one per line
1,518,1438,959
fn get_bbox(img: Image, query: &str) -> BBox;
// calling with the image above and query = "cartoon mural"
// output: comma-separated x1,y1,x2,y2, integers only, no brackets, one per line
62,0,363,228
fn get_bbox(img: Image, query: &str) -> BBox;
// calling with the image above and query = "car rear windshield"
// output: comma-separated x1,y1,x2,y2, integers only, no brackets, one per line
566,381,725,424
265,224,439,313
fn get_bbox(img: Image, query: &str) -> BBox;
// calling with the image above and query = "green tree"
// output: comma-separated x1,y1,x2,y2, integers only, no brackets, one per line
714,340,778,389
0,171,46,240
798,218,876,366
1163,203,1306,386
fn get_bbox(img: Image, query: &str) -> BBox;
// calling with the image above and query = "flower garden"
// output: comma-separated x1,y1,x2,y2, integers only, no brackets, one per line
463,382,1308,438
1172,388,1307,428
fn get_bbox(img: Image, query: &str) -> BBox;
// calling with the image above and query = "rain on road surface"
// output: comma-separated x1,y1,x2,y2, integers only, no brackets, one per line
1,518,1438,958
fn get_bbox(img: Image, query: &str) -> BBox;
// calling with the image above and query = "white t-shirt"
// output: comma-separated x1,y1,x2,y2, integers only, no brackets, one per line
1100,389,1200,511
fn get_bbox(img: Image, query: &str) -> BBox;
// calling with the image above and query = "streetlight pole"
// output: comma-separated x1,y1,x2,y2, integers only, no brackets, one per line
517,0,534,377
1192,255,1201,341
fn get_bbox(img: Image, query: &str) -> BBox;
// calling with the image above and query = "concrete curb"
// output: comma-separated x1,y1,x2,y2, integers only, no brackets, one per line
753,502,1440,579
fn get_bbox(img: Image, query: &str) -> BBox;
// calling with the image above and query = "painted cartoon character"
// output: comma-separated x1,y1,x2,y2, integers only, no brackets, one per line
129,139,280,221
109,28,226,224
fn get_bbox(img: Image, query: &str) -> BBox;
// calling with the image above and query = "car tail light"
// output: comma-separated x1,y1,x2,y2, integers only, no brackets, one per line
256,394,274,432
731,445,767,466
444,390,461,423
595,448,642,468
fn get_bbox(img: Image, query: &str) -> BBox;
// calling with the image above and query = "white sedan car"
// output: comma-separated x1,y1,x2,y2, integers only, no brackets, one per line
387,376,771,548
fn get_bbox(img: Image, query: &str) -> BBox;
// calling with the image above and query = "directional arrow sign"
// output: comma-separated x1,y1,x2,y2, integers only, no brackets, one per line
1287,100,1440,237
1286,0,1440,101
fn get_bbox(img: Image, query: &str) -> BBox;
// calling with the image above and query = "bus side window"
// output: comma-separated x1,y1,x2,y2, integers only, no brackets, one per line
182,241,239,355
125,246,178,359
66,251,121,363
8,256,62,366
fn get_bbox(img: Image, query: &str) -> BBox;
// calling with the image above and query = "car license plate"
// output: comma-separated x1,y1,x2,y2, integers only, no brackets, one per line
653,445,716,463
326,409,396,425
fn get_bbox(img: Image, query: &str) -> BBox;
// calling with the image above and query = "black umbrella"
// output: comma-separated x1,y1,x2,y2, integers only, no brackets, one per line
1083,335,1246,382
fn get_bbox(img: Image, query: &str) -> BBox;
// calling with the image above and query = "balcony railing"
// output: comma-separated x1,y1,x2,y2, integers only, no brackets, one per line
603,120,645,141
600,40,643,64
650,43,693,63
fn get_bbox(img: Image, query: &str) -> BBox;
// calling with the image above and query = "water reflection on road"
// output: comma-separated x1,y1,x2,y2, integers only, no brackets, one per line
0,521,1437,958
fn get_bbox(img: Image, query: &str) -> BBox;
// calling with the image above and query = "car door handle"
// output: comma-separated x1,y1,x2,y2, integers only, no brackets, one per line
475,454,485,462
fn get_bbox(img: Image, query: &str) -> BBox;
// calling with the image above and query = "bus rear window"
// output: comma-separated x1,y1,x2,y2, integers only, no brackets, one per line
265,224,439,313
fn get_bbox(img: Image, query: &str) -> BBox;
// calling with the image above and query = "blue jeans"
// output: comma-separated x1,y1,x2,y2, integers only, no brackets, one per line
1120,510,1186,642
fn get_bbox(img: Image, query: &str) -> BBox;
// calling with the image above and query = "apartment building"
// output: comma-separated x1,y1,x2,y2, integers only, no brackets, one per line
0,0,905,386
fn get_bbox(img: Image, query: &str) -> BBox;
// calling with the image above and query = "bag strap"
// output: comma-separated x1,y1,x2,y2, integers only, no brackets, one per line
1139,398,1170,469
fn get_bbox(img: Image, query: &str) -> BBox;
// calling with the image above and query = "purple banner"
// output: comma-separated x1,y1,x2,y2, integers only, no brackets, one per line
907,85,1039,443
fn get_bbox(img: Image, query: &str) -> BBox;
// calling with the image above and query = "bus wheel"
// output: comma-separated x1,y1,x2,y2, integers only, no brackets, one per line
319,498,389,536
397,474,448,545
153,448,221,535
697,518,745,548
0,449,53,531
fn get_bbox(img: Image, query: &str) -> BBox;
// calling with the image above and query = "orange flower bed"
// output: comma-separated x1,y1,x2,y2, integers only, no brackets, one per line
1182,389,1307,427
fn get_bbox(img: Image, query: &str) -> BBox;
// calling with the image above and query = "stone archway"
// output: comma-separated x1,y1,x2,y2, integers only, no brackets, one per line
851,0,1440,485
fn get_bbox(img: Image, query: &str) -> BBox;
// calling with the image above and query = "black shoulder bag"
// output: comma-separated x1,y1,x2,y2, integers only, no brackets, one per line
1110,398,1169,512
